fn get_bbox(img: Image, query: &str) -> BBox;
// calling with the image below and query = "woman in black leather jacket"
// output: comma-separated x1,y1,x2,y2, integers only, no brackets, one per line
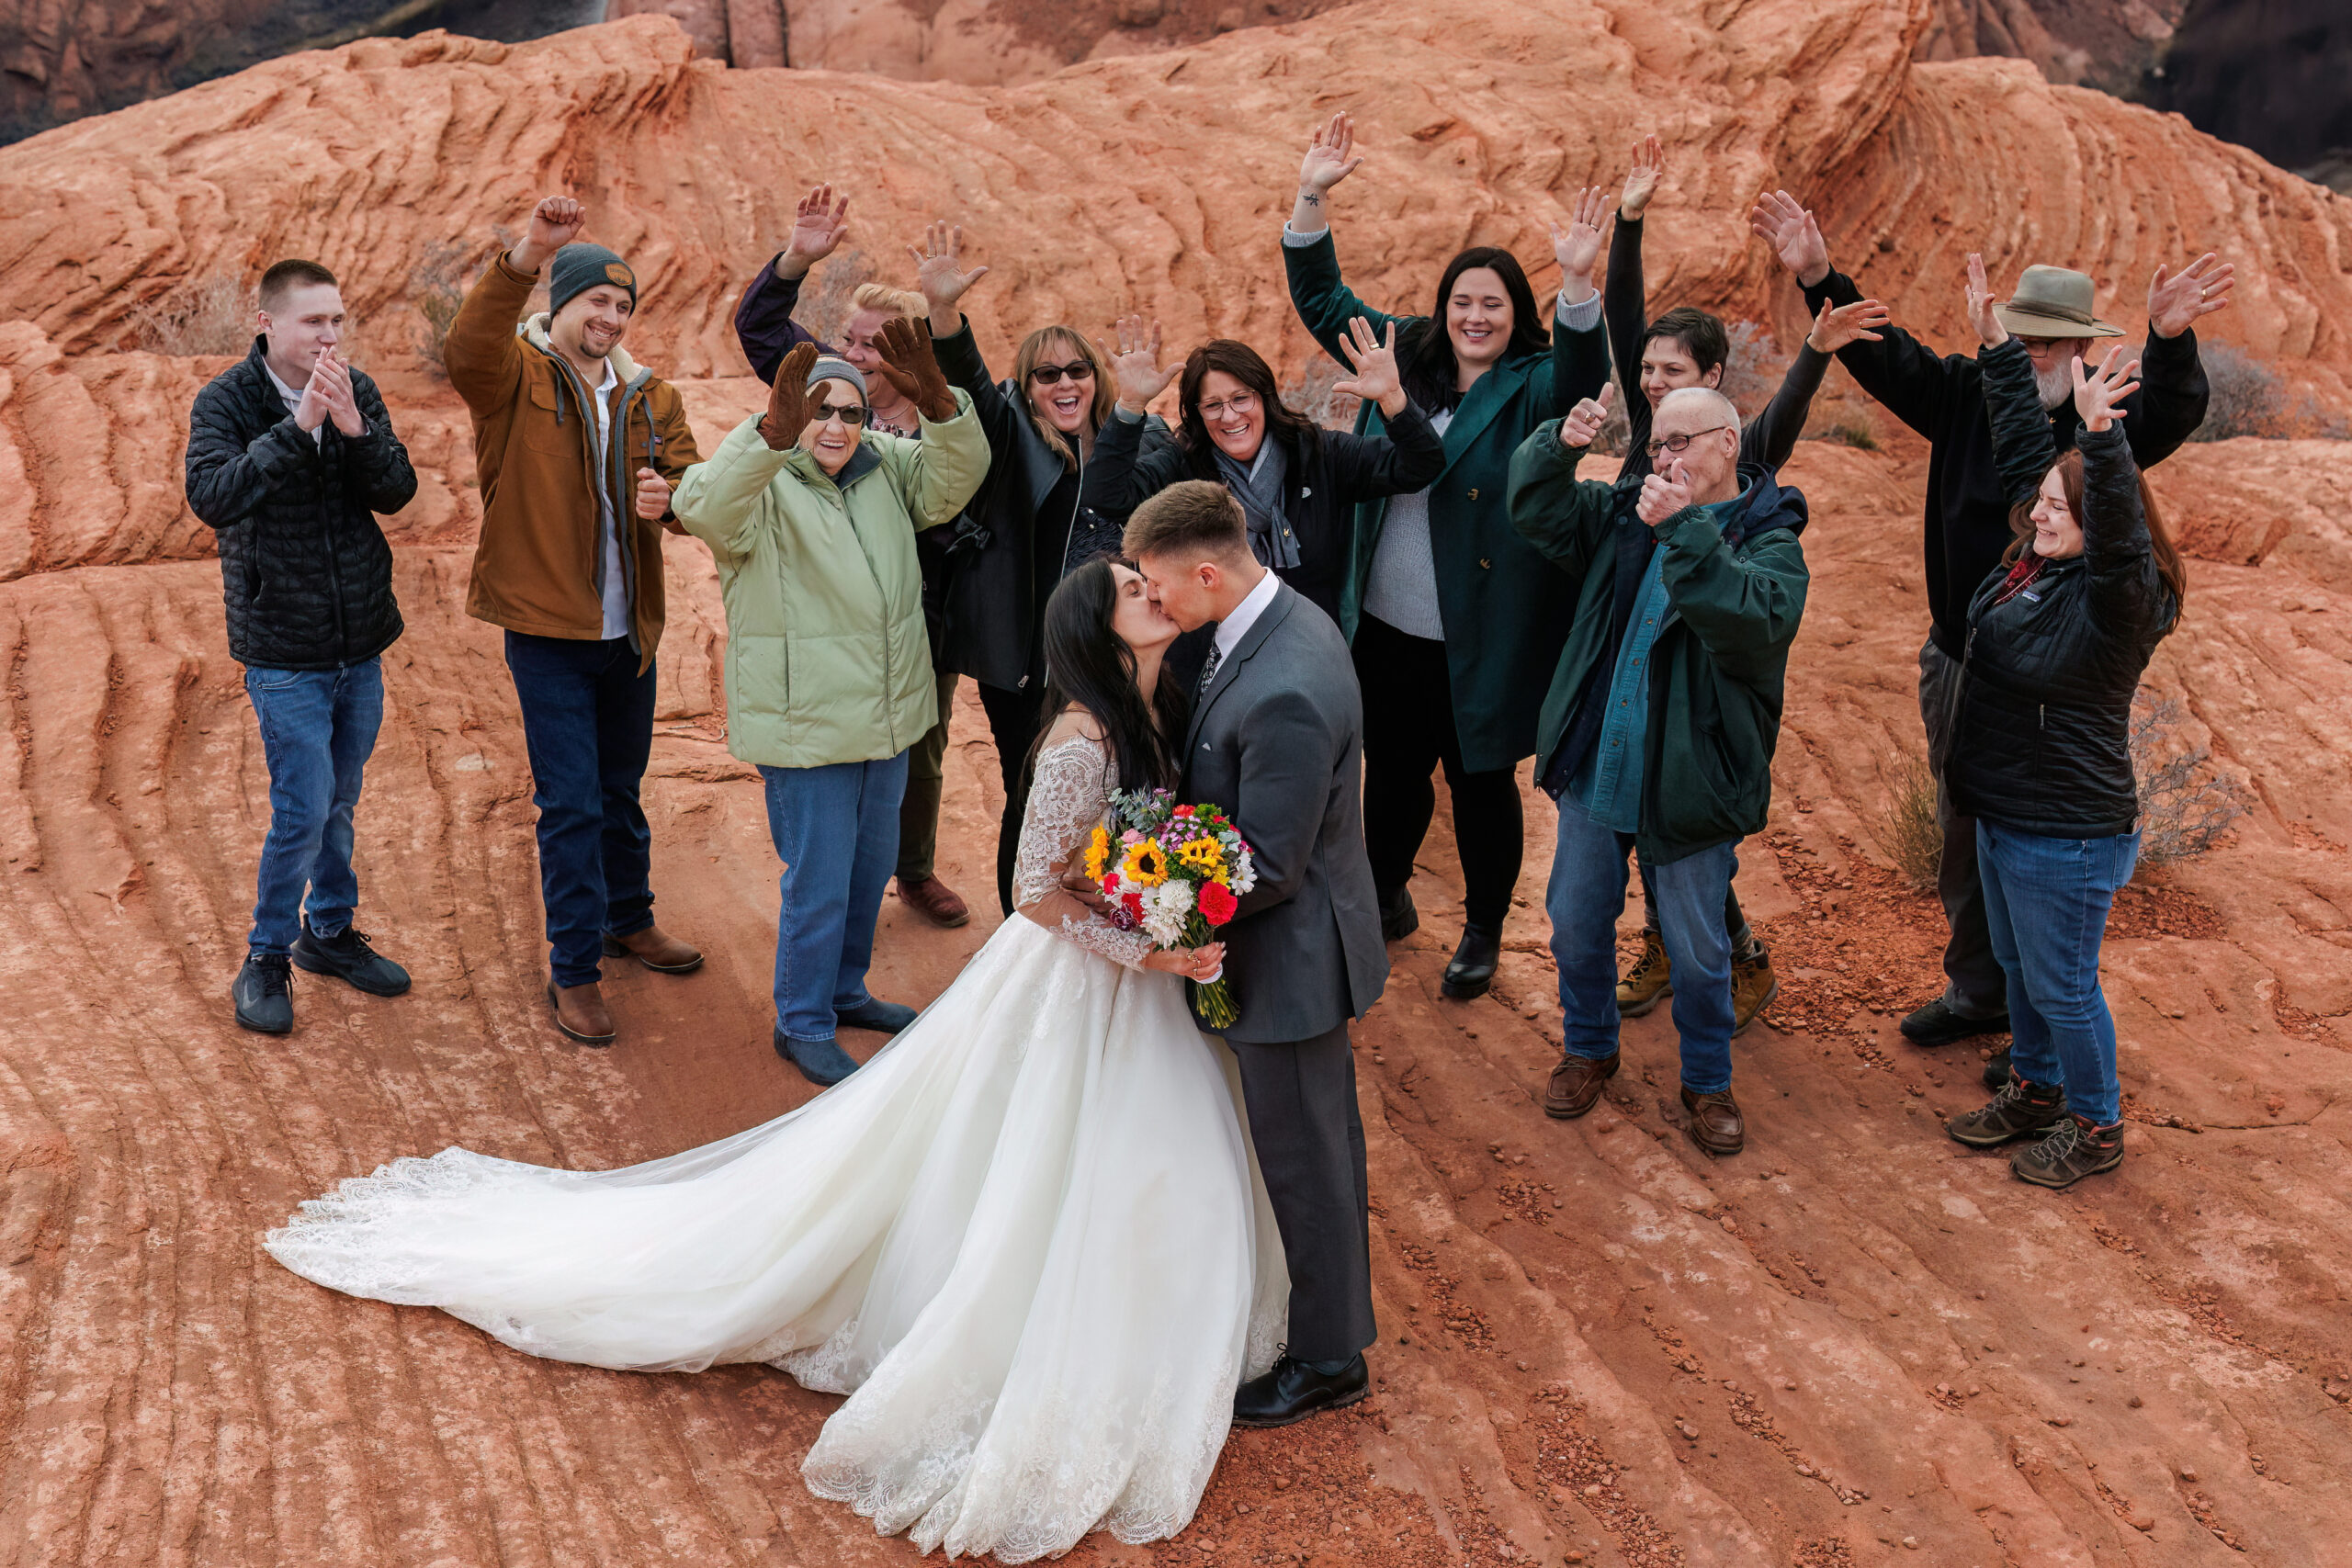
1942,277,2188,1191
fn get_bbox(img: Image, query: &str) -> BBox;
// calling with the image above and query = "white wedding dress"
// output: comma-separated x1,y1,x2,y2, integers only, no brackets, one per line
266,733,1289,1562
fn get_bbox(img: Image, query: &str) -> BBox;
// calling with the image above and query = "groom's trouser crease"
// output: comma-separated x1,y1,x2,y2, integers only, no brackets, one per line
1229,1023,1376,1362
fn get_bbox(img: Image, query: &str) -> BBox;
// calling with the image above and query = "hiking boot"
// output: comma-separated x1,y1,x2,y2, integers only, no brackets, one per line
547,980,616,1045
2011,1115,2124,1189
837,997,919,1034
601,924,704,975
1617,931,1670,1017
291,919,411,997
1729,945,1777,1037
1441,922,1501,999
1946,1073,2068,1148
1378,886,1419,943
232,952,294,1034
1899,996,2009,1048
1679,1085,1745,1156
1982,1046,2012,1089
775,1028,860,1087
896,874,971,929
1544,1053,1619,1120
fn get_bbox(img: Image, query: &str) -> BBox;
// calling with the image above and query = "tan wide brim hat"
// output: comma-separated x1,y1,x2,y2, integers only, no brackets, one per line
1994,264,2125,339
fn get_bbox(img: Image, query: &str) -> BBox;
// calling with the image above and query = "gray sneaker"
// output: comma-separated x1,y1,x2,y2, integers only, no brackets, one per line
2012,1115,2124,1189
1947,1074,2068,1148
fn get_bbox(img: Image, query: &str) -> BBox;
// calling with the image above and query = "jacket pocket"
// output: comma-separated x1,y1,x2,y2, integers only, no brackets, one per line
523,378,575,457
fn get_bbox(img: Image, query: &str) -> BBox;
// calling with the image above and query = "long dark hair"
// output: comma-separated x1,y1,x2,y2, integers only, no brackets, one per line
1027,558,1186,792
2006,448,2188,611
1175,339,1322,472
1399,246,1550,413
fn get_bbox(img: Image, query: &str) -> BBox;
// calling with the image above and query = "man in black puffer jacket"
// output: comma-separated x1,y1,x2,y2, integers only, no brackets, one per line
185,258,419,1035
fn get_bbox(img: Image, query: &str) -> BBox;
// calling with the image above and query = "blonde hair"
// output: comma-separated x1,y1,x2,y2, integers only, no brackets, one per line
1011,326,1113,469
852,282,925,322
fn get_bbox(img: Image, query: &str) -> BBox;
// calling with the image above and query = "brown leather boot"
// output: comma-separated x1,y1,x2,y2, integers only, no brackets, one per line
601,924,704,975
1679,1085,1745,1156
896,874,971,929
547,980,616,1046
1544,1053,1620,1120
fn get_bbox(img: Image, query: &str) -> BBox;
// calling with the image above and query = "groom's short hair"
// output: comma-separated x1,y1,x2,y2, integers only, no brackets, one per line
1124,479,1250,565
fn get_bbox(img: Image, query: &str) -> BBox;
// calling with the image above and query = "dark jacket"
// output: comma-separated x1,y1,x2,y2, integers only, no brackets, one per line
1946,346,2177,838
1800,265,2207,660
1284,230,1611,772
1082,400,1445,623
1508,427,1810,865
184,339,416,670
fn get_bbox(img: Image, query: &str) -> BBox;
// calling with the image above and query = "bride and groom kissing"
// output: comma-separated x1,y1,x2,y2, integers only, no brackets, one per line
267,479,1391,1561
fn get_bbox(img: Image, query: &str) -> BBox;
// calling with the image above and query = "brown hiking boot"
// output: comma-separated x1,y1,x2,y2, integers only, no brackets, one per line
2011,1115,2124,1189
547,980,616,1046
1679,1085,1745,1156
1617,931,1670,1017
896,874,971,929
1946,1074,2068,1148
602,924,704,975
1544,1053,1620,1120
1729,946,1777,1037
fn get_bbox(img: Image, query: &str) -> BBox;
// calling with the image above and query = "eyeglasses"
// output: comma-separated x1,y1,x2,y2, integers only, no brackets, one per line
1644,424,1731,457
814,401,868,425
1029,361,1096,386
1197,392,1259,421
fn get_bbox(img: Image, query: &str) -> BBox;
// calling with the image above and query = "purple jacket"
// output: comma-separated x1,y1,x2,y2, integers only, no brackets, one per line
734,255,830,384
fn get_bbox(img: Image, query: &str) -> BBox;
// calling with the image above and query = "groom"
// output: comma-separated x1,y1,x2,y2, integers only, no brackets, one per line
1124,481,1389,1426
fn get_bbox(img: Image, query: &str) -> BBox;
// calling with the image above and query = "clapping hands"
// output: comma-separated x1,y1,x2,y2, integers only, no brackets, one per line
1328,317,1406,416
2072,344,2142,434
296,347,365,438
1107,315,1177,413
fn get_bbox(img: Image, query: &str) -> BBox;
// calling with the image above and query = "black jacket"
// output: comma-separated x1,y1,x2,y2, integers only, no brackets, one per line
1081,400,1445,624
1947,358,2177,840
184,339,415,670
1801,265,2207,660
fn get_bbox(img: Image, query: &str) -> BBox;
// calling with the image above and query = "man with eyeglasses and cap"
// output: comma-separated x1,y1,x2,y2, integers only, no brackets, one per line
1750,193,2226,1084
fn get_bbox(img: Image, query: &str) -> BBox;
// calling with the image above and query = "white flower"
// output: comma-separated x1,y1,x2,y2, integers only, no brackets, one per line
1141,879,1195,947
1227,848,1257,896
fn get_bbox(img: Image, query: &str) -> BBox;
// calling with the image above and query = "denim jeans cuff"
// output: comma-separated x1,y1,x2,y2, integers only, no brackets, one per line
604,914,656,941
1681,1077,1733,1097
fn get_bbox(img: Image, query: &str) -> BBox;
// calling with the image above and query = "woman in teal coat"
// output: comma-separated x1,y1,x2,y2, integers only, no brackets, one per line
1283,112,1611,998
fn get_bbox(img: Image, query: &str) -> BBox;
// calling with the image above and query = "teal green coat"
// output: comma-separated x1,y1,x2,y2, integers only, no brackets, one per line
1284,231,1611,772
1506,423,1811,864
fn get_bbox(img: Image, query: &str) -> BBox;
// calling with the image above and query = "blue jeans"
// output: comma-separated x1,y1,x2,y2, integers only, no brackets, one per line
504,633,657,987
1975,821,2137,1125
760,752,910,1042
244,660,384,955
1547,800,1738,1094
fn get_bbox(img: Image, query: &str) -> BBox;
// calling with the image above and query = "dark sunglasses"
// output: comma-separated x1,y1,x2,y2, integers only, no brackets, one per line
813,401,868,425
1028,360,1096,386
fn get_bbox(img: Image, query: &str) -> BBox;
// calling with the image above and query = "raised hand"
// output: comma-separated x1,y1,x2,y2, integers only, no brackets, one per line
1807,297,1889,354
512,195,584,273
312,347,366,437
778,184,850,281
909,220,989,331
873,317,957,422
1329,317,1405,415
1962,253,2007,348
1106,315,1177,412
2072,344,2142,434
1636,457,1693,526
1559,381,1613,449
1298,112,1363,201
1748,189,1829,288
1549,186,1610,297
635,466,673,524
761,342,820,449
2148,252,2234,339
1619,134,1665,220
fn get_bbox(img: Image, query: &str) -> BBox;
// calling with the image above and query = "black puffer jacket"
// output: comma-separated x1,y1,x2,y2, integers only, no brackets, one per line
185,340,416,670
1947,409,2177,839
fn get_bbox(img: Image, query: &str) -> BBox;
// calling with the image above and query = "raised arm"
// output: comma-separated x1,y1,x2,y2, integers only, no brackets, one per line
1531,184,1612,414
444,195,583,415
2124,252,2230,466
672,342,817,560
1506,389,1622,581
736,185,849,384
2071,349,2171,638
1282,115,1402,364
1602,137,1661,448
1316,316,1444,500
1964,254,2059,510
871,320,991,527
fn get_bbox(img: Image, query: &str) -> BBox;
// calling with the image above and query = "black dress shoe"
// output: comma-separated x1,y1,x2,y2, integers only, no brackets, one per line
1441,922,1501,999
232,952,294,1034
292,919,412,997
1899,996,2009,1048
1232,1353,1369,1427
1377,886,1419,943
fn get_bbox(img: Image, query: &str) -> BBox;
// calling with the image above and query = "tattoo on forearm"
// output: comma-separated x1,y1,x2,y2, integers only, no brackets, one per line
1300,192,1321,207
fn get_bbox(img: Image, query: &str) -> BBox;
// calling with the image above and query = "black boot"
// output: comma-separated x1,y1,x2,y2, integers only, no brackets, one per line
292,918,412,997
1441,922,1501,999
1377,886,1419,942
232,952,294,1034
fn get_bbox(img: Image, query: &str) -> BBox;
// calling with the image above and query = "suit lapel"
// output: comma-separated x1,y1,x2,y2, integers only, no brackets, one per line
1183,583,1299,755
1430,355,1528,476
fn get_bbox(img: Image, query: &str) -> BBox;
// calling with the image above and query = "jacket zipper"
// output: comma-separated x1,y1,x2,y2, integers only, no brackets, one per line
322,445,350,663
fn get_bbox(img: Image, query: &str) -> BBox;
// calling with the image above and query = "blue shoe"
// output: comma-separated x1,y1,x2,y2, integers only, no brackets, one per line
292,918,412,997
836,997,919,1035
775,1028,860,1087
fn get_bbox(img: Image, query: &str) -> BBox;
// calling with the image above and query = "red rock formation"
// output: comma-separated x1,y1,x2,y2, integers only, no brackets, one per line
1913,0,2187,92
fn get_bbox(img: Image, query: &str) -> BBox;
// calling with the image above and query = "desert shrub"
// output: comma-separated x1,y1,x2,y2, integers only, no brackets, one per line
2131,694,2251,869
130,276,251,355
1867,751,1942,892
1282,352,1362,431
2191,344,2350,441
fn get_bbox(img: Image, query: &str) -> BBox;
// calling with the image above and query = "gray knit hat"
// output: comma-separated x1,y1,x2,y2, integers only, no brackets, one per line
548,243,638,317
807,355,868,398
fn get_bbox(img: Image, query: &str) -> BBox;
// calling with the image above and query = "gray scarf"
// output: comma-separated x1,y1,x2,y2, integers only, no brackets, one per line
1213,437,1299,570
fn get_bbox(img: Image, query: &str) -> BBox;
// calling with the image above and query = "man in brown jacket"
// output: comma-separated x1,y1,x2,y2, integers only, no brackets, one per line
446,194,705,1046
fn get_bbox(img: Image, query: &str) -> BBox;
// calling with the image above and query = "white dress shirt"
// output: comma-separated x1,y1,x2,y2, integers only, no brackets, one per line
1212,564,1283,665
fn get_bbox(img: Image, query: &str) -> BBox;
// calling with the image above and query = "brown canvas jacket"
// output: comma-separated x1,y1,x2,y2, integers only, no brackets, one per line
444,251,701,671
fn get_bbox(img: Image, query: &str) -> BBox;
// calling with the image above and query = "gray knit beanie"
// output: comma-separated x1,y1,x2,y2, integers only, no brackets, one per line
548,243,638,317
808,355,868,398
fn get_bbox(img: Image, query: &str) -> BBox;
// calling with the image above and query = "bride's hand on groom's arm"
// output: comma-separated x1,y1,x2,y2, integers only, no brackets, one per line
1059,866,1112,914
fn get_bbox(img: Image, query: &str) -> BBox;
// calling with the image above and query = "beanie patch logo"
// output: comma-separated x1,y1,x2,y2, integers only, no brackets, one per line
605,263,635,288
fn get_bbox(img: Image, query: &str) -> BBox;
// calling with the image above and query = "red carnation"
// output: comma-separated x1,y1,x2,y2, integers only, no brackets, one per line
1198,882,1238,927
1122,891,1146,920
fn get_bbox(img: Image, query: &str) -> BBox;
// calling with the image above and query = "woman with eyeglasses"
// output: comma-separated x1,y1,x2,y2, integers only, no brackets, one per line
1082,315,1444,626
908,223,1178,915
1283,111,1611,1001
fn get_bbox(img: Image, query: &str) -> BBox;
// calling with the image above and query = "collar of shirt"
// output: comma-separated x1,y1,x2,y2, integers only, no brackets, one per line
1213,566,1282,661
262,360,305,411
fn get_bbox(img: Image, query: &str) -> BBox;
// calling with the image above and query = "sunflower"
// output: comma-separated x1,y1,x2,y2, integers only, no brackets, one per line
1082,825,1112,882
1176,836,1229,883
1117,840,1170,888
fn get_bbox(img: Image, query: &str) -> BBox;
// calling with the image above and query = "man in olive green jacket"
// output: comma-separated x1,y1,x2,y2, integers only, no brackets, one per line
1506,387,1810,1158
673,331,989,1086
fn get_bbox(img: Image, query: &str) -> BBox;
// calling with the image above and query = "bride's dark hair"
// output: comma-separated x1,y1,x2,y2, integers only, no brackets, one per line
1027,558,1185,792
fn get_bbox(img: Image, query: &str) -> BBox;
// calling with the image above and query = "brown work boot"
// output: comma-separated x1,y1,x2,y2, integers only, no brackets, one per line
896,874,972,929
1544,1053,1620,1120
1616,931,1670,1017
1729,944,1778,1037
602,924,704,974
1679,1084,1745,1156
547,980,616,1046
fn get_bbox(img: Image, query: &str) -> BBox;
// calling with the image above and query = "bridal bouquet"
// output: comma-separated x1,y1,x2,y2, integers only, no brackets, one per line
1083,789,1256,1029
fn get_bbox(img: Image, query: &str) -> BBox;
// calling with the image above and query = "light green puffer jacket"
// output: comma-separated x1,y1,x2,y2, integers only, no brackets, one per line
672,397,989,769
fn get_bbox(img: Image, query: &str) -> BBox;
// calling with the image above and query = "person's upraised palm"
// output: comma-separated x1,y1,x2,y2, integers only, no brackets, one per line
1298,111,1363,194
2072,344,2141,434
910,220,989,312
1962,253,2006,347
874,319,956,422
1808,298,1889,354
1328,318,1399,407
1619,134,1664,220
1108,316,1175,409
1550,186,1608,282
1748,190,1827,283
762,342,819,449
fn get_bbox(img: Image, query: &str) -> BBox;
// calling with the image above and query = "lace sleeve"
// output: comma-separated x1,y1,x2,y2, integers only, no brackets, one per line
1012,735,1156,970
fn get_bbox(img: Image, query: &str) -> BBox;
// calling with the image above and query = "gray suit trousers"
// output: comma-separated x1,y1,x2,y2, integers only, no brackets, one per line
1229,1022,1376,1362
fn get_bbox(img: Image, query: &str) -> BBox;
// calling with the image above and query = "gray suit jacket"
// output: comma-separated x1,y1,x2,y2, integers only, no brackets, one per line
1182,581,1388,1043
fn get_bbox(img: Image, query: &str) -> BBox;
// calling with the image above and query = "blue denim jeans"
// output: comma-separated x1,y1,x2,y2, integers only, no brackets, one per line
1548,800,1738,1094
1975,821,2138,1125
243,660,384,955
504,633,657,987
760,752,910,1043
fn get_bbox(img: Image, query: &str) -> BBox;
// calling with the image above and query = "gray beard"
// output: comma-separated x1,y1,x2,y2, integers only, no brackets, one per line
2035,361,2074,411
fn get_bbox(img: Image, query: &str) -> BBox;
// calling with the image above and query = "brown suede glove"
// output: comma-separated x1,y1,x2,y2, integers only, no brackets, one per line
760,341,820,450
873,319,957,423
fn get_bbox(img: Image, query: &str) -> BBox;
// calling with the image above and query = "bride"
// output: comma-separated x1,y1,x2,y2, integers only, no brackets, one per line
266,558,1289,1562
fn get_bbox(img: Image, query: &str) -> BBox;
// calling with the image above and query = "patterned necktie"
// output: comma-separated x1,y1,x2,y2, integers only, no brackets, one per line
1196,642,1224,701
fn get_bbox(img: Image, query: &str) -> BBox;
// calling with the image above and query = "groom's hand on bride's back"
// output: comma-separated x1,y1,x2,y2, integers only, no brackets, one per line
1060,867,1112,914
